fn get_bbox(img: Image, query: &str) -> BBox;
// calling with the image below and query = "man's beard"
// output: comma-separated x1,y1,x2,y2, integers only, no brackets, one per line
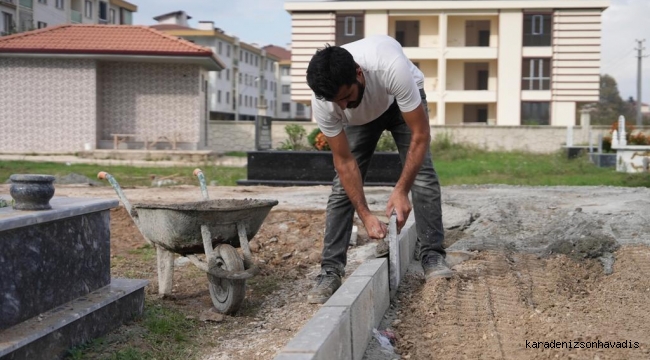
346,80,365,109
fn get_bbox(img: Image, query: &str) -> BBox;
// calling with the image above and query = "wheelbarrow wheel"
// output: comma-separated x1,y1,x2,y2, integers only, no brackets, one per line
207,244,246,314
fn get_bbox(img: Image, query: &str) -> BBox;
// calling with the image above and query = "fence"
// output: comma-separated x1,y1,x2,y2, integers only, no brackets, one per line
208,120,614,154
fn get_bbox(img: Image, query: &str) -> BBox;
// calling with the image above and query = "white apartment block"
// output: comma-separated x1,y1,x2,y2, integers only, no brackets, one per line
0,0,136,35
284,0,609,126
276,55,312,120
153,11,281,121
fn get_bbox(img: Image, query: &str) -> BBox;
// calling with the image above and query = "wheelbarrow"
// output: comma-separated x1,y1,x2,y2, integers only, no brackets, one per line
98,169,278,314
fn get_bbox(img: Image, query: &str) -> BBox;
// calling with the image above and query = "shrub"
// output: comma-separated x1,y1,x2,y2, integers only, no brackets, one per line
279,124,308,150
307,128,330,151
375,131,398,152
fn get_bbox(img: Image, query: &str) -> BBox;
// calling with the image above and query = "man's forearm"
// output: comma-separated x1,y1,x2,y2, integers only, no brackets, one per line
334,156,372,219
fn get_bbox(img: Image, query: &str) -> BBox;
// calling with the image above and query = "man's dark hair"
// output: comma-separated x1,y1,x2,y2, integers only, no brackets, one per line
306,44,357,101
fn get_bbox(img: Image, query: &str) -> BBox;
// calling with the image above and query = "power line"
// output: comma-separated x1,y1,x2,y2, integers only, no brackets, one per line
602,48,635,72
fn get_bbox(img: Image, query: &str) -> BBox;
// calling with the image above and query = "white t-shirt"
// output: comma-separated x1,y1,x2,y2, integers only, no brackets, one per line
311,35,425,137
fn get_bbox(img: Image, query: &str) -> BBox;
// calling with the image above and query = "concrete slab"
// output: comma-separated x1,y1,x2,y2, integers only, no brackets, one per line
324,276,374,360
280,306,352,360
350,259,389,329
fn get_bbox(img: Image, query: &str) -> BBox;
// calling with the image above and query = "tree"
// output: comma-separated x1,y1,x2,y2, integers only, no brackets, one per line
588,75,636,125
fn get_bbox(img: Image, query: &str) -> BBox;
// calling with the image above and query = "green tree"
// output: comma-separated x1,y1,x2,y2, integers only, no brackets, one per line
589,75,636,125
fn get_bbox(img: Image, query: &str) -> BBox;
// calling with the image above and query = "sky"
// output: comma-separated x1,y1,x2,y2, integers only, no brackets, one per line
133,0,650,104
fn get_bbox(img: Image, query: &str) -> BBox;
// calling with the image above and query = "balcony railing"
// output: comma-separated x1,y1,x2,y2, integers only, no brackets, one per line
18,0,31,8
1,0,15,5
71,10,81,23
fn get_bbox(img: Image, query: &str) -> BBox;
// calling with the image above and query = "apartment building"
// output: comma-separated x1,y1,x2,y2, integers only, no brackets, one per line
0,0,136,35
152,11,281,121
264,44,312,120
284,0,609,126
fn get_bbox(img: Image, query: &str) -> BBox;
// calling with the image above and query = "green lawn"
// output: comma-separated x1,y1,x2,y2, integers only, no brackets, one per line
1,147,648,188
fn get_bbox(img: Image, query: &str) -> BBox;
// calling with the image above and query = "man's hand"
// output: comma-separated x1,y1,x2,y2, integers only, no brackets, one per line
386,190,411,231
361,213,388,239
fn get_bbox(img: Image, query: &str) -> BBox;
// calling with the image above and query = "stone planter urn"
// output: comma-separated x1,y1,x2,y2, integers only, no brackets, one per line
9,174,56,210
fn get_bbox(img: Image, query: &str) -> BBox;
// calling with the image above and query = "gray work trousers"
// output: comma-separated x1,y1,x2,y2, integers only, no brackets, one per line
321,89,445,276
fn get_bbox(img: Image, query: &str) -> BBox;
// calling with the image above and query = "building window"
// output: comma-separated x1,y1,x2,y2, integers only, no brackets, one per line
239,94,242,105
84,1,92,18
226,92,230,104
344,16,355,36
37,21,47,28
38,0,46,4
523,14,551,46
121,9,132,24
296,103,305,116
255,56,258,67
238,73,242,84
521,102,550,125
336,13,364,45
255,97,257,107
227,44,230,57
395,20,420,47
217,71,221,79
245,52,249,64
282,103,290,112
281,67,290,76
282,85,290,94
218,42,222,55
217,90,221,103
55,0,63,9
522,59,550,90
2,12,12,35
98,1,107,20
109,9,116,24
239,50,243,61
226,69,230,81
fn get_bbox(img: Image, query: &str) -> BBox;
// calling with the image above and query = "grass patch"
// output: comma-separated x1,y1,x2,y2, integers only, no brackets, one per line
65,300,205,360
0,161,246,187
223,151,247,157
127,244,156,262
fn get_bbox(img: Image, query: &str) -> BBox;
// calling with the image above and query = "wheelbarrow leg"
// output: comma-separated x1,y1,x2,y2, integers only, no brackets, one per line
156,245,174,295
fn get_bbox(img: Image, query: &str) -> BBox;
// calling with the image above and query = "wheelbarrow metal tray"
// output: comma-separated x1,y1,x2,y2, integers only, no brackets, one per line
132,199,278,255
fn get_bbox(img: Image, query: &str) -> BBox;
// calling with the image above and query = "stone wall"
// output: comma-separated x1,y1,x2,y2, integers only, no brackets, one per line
209,120,612,154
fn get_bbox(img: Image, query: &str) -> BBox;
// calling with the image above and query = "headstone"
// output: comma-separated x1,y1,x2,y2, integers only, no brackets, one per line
255,116,272,151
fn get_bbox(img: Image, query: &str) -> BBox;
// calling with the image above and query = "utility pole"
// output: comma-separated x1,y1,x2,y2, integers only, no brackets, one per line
635,39,647,127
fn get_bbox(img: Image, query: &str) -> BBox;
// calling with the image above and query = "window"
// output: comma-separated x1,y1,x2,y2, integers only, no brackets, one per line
522,59,550,90
98,1,107,20
282,85,290,94
84,1,92,18
217,71,221,79
523,14,551,46
226,92,230,104
239,94,242,105
521,102,550,125
336,13,364,45
296,103,305,116
217,90,222,103
245,74,248,85
109,9,116,24
2,12,12,35
395,21,420,47
121,9,132,24
218,42,222,55
55,0,63,9
37,21,47,29
227,44,230,57
245,52,249,64
255,98,257,107
38,0,46,4
226,69,230,80
239,50,243,61
255,56,258,67
344,16,355,36
282,103,290,112
238,73,242,84
281,67,290,76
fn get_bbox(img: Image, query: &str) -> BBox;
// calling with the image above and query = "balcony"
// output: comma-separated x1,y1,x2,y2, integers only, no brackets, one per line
71,10,81,23
446,47,497,60
0,0,15,5
444,91,497,103
18,0,31,8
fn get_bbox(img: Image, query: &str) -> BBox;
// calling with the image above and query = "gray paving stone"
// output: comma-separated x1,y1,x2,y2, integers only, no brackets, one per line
282,306,352,360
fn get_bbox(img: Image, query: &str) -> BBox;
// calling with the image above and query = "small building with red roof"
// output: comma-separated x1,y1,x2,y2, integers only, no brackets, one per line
0,24,224,153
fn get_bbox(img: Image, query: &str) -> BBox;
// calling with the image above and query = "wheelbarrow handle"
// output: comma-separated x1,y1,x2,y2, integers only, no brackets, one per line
193,168,209,201
97,171,138,220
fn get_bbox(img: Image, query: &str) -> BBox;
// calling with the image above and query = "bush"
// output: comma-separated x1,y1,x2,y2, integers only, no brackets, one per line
307,128,330,151
375,131,398,152
279,124,308,150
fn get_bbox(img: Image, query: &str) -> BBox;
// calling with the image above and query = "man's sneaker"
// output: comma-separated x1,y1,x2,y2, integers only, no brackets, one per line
307,270,342,304
375,239,389,258
422,252,453,279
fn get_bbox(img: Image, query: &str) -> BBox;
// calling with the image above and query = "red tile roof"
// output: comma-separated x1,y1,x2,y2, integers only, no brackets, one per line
263,45,291,61
0,24,214,59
